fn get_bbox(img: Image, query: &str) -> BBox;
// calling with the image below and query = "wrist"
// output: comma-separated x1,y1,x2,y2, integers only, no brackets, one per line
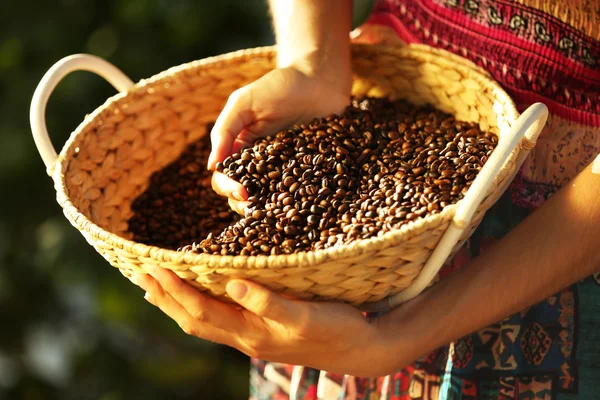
353,313,420,377
282,49,352,97
270,0,353,96
377,297,450,372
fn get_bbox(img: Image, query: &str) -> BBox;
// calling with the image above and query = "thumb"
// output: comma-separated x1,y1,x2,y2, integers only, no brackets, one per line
226,280,300,323
208,87,255,170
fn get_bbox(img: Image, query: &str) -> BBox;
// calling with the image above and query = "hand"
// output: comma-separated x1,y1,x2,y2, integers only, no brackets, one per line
208,66,351,214
132,266,398,377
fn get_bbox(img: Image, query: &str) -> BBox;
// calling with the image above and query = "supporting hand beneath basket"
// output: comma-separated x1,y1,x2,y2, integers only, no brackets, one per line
131,265,413,378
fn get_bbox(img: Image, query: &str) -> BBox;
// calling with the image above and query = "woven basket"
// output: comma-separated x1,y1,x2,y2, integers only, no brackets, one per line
30,44,548,311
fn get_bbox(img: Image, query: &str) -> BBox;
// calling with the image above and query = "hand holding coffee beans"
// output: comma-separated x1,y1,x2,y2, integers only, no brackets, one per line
128,98,497,256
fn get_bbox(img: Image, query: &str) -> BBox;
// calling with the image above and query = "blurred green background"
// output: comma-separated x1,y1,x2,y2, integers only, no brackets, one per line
0,1,274,399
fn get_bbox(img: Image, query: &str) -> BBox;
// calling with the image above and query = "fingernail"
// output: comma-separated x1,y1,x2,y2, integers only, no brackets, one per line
231,191,244,201
227,281,248,301
144,292,154,304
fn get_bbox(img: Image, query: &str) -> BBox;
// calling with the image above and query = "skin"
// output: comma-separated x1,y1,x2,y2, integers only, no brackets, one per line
131,0,600,378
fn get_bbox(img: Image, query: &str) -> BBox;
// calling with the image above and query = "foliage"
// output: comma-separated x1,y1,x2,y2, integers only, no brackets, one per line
0,1,273,399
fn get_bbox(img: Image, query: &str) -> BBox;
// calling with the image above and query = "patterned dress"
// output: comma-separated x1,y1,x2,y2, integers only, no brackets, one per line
250,0,600,398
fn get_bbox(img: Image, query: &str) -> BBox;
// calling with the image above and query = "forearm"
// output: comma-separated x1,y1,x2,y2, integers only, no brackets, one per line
382,162,600,366
268,0,352,90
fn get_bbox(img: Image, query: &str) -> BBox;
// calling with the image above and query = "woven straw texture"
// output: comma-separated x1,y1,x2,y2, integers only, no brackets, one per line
50,44,519,306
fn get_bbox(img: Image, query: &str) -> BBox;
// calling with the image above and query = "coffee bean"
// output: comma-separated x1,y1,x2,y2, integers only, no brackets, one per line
268,170,281,180
283,176,295,187
307,215,319,225
440,169,454,178
412,167,425,176
252,210,265,219
284,225,298,235
282,239,297,248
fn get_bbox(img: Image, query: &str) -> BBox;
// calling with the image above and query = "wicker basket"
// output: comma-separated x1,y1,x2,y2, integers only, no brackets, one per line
30,44,548,312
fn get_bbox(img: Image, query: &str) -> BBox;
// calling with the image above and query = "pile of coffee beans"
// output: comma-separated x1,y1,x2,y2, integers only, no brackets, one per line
128,98,497,256
128,126,240,250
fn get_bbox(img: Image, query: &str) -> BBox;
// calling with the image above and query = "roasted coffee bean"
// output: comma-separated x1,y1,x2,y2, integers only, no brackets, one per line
128,98,497,256
283,176,295,187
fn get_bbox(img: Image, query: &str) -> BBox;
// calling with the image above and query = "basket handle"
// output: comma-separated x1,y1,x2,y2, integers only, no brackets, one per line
361,103,549,312
30,54,134,175
452,103,548,228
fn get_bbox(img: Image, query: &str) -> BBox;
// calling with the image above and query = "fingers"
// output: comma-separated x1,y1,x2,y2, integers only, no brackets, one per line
211,171,247,201
226,279,306,325
211,172,249,215
135,273,230,343
211,172,250,214
228,198,249,215
144,266,245,333
208,87,255,170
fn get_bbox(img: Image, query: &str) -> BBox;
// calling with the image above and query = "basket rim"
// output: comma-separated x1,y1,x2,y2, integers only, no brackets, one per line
51,44,519,269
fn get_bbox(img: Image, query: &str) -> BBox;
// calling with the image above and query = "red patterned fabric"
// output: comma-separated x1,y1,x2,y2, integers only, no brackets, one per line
370,0,600,124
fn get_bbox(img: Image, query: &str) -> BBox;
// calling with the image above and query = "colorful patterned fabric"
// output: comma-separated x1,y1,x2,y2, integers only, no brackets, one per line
250,0,600,398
